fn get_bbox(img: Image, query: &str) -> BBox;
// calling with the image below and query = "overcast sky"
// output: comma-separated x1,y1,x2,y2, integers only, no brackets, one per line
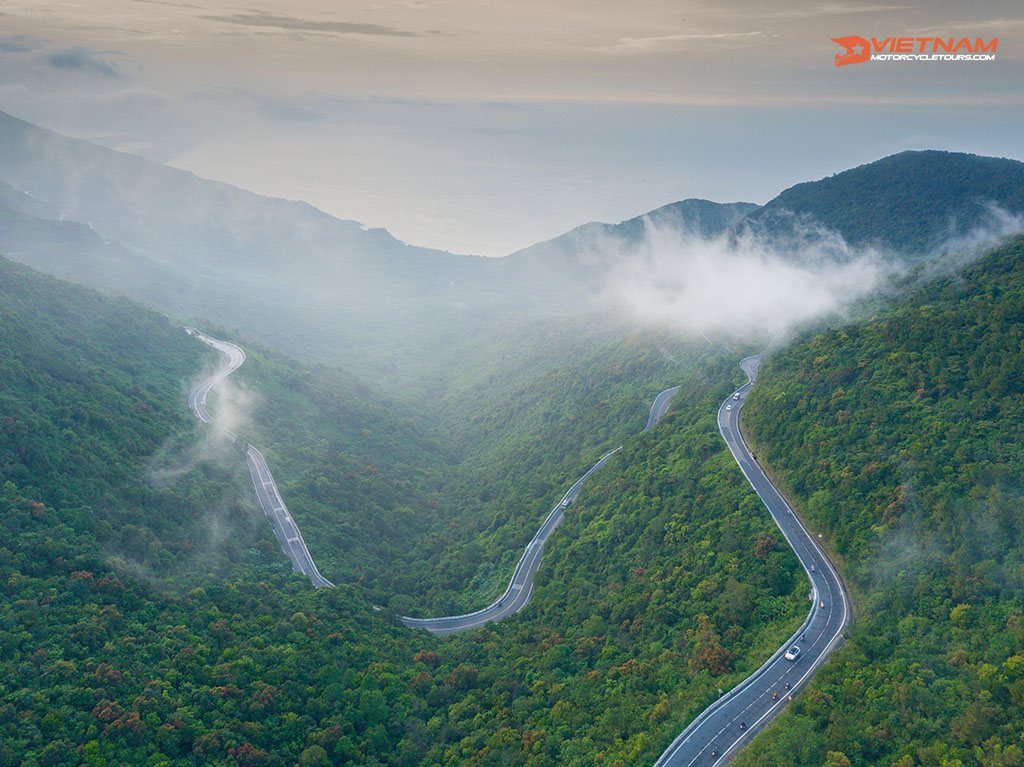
1,1,1022,255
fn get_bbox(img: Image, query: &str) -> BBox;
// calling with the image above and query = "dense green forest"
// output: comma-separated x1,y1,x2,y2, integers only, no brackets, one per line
748,151,1024,258
13,221,1024,766
736,236,1024,766
1,409,808,767
1,255,811,766
0,371,810,767
212,319,732,613
202,339,454,598
0,256,277,579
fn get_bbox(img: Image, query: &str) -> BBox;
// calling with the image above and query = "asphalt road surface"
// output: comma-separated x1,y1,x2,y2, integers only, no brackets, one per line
186,329,334,589
401,385,682,634
652,353,851,767
645,385,681,431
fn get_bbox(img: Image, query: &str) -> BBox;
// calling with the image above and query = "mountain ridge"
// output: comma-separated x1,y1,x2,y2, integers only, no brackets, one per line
745,149,1024,257
3,110,1024,390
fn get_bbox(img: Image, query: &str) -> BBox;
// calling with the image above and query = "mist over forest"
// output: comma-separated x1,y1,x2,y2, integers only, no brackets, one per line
3,107,1024,767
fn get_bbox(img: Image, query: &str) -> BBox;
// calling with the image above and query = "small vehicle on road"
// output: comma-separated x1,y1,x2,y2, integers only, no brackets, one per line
726,404,732,411
733,393,740,400
784,645,801,661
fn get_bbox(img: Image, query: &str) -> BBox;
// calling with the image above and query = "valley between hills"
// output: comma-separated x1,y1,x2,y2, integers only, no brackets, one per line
2,111,1024,766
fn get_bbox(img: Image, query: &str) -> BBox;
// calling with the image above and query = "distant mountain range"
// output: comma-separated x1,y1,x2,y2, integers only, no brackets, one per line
0,111,499,379
1,109,1022,386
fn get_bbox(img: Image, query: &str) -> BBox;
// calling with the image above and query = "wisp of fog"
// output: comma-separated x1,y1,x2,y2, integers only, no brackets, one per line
601,218,888,338
601,204,1024,338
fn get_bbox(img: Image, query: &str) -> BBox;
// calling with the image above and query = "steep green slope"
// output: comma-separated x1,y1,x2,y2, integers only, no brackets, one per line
736,236,1024,766
400,330,736,613
202,338,456,590
745,151,1024,258
1,332,808,767
212,317,736,614
0,255,275,577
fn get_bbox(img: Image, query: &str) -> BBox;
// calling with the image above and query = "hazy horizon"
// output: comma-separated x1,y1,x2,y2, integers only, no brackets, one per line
1,1,1022,255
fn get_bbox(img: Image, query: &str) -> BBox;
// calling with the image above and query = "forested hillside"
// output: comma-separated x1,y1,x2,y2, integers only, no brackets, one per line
10,129,1024,767
0,255,273,577
200,338,454,595
208,316,736,613
736,236,1024,766
391,332,736,614
1,312,809,766
746,151,1024,258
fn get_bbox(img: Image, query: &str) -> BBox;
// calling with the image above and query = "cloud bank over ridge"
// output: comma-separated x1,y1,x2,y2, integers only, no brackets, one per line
602,219,887,338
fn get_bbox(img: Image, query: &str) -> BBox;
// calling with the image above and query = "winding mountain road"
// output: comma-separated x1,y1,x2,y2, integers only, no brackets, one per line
186,328,334,588
653,353,851,766
399,445,623,633
186,331,849,762
400,383,684,633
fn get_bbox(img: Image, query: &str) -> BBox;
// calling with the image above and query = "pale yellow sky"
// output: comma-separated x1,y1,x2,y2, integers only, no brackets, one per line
8,0,1019,101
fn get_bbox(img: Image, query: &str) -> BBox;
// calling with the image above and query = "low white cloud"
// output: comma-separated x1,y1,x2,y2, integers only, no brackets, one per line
601,205,1024,339
941,202,1024,255
604,30,764,53
600,218,887,337
912,202,1024,281
205,374,260,443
